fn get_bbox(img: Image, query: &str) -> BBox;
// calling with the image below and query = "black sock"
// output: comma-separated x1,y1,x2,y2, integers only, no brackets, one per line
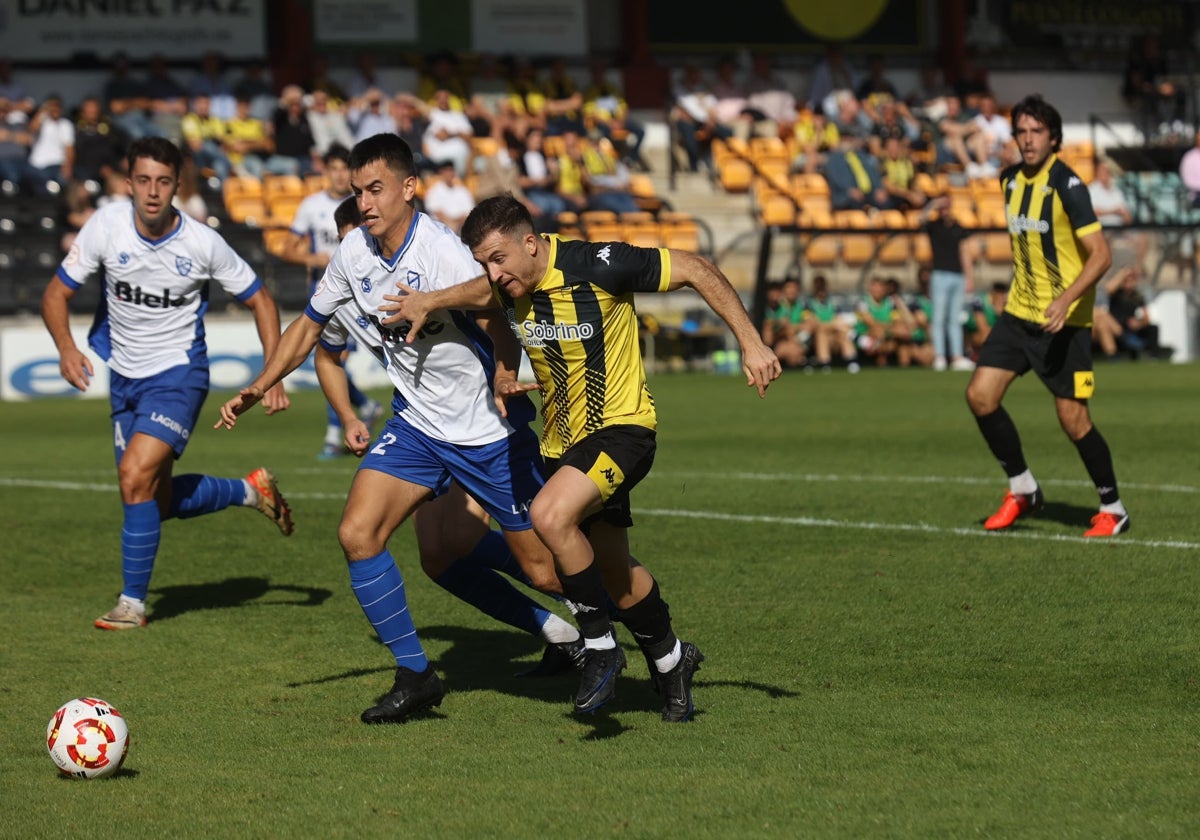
615,580,677,661
1073,426,1120,505
557,564,613,641
974,407,1028,478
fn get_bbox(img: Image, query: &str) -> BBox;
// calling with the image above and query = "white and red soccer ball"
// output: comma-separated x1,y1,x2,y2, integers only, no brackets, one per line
46,698,129,779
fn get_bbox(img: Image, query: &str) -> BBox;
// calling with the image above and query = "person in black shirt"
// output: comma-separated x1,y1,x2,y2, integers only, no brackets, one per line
920,195,976,371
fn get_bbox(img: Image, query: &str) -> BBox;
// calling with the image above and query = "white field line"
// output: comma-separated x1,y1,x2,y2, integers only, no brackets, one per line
2,476,1197,551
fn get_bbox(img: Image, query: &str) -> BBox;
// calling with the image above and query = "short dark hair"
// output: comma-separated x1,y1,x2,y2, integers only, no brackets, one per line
334,195,361,234
350,133,416,180
1010,94,1062,151
461,194,534,250
323,143,351,168
127,136,182,176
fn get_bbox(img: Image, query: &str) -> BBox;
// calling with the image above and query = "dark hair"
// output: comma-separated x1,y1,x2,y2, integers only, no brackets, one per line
350,133,416,180
323,143,351,168
1010,94,1062,151
334,195,361,233
461,194,534,250
126,136,182,176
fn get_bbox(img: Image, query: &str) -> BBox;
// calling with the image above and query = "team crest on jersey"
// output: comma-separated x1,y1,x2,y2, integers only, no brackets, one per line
406,270,423,290
65,244,80,266
175,256,193,276
119,252,130,265
361,278,372,293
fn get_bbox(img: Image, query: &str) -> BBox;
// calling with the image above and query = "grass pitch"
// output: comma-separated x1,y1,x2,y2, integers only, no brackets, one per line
2,361,1199,837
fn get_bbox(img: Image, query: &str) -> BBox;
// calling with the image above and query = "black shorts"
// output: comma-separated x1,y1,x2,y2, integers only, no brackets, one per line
544,424,657,529
977,312,1096,399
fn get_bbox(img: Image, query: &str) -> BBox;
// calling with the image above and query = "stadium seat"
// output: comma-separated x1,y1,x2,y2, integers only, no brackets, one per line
583,220,623,242
840,233,877,267
876,235,911,266
580,210,618,227
832,209,872,229
982,232,1012,264
804,236,838,267
911,232,932,264
263,227,291,257
303,174,327,195
222,176,262,203
622,221,662,248
226,195,269,226
267,194,304,227
262,174,305,204
790,173,830,197
879,209,909,229
758,192,798,227
660,220,701,252
718,158,754,193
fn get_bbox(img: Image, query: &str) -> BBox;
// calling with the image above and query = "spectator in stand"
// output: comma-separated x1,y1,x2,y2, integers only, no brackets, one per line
104,52,158,140
968,93,1012,178
309,54,348,104
803,274,860,372
346,51,391,101
934,95,980,170
966,281,1008,356
71,96,129,186
885,276,930,367
824,133,892,212
423,159,477,234
573,130,640,214
0,97,33,190
416,50,470,112
1122,34,1186,139
905,271,938,368
1089,160,1132,226
584,57,646,171
919,195,976,371
868,99,921,158
855,276,902,366
26,94,74,195
880,135,927,209
1107,267,1170,359
506,57,549,135
423,88,474,177
475,131,547,228
743,52,797,140
791,107,838,174
0,60,35,117
224,95,299,179
831,91,873,139
144,54,189,143
518,126,566,225
855,53,900,122
174,154,209,222
307,89,355,159
391,93,431,174
273,85,317,176
670,64,731,172
182,95,231,183
1179,129,1200,208
807,44,860,118
348,88,397,144
188,51,236,120
952,51,991,110
232,60,277,121
541,58,586,137
710,56,754,141
764,276,807,369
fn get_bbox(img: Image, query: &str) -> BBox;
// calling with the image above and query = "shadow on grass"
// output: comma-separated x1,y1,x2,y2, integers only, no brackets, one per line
149,576,333,622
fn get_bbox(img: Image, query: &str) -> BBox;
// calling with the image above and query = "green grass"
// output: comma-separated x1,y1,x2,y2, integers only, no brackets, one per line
2,362,1200,838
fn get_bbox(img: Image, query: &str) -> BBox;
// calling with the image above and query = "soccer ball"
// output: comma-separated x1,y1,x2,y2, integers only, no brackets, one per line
46,698,129,779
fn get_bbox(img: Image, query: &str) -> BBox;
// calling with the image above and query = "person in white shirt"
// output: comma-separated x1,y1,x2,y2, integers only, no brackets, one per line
306,89,355,156
215,134,574,724
422,158,476,233
41,137,293,631
422,88,473,177
969,93,1013,176
27,95,74,194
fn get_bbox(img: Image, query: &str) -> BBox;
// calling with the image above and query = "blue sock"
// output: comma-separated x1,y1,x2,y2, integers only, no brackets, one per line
347,373,368,409
121,500,161,601
325,401,341,427
348,551,427,671
434,558,551,638
166,474,244,520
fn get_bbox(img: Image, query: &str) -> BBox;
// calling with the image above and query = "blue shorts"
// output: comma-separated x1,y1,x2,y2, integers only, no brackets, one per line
359,414,545,531
109,363,209,465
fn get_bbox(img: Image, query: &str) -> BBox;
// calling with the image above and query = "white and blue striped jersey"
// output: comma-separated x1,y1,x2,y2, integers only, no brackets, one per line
56,203,261,380
289,189,349,288
305,213,507,446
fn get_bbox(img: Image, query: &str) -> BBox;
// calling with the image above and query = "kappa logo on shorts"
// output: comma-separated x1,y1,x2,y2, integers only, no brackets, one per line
587,452,624,502
1074,371,1095,399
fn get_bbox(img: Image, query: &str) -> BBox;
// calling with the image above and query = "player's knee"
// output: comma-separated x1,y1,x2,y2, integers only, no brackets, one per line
530,497,572,543
337,517,384,562
964,380,997,415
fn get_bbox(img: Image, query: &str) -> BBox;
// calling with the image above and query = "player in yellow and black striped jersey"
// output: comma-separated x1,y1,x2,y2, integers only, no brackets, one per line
965,95,1130,539
382,194,780,721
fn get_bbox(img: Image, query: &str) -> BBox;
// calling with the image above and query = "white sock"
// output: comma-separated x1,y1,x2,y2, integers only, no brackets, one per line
1100,500,1127,516
118,595,146,611
583,632,617,651
654,640,682,673
324,425,342,446
540,614,580,645
242,479,257,506
1009,470,1038,496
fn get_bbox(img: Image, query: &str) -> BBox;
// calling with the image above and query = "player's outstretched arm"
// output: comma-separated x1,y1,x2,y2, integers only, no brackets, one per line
314,345,372,456
215,313,323,430
40,277,93,392
666,250,782,397
242,287,290,414
379,275,494,341
478,312,540,418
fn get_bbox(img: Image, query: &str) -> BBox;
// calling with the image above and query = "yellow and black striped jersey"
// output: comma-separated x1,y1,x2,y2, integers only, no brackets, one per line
493,235,671,459
1000,154,1102,327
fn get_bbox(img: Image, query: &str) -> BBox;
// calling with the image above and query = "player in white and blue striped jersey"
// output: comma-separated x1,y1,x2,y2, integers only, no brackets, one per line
216,134,576,723
41,137,295,631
